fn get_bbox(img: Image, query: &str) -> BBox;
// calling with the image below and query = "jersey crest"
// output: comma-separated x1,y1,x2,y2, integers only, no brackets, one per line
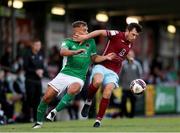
85,43,90,48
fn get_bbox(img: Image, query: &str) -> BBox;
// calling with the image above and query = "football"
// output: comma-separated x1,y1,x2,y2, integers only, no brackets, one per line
130,79,146,94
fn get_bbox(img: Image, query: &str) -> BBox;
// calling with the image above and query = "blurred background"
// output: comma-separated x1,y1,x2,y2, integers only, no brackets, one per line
0,0,180,125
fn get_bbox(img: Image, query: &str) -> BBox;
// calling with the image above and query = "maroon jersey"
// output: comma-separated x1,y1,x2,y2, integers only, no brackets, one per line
100,30,132,74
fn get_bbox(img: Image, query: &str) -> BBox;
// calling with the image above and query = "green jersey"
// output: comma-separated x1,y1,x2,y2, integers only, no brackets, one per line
60,38,97,81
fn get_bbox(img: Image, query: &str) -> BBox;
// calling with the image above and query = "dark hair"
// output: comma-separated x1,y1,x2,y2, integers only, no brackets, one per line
126,23,142,33
32,38,41,43
72,21,87,28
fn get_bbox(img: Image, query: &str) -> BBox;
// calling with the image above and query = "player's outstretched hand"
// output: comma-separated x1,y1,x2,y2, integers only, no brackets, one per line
74,49,86,55
73,34,88,42
105,52,117,60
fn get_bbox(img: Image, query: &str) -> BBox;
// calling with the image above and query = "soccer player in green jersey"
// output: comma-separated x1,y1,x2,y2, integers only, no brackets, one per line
32,21,116,128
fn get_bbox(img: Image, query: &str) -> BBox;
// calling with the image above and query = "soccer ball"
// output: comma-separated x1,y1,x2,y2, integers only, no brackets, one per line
130,79,146,94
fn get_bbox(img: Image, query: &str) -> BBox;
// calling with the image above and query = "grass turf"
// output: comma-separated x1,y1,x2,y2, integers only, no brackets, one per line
0,117,180,132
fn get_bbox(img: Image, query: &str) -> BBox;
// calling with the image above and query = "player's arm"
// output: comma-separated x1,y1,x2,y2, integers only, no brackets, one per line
60,48,85,56
85,30,107,39
91,53,116,63
60,40,86,56
73,30,107,42
90,39,116,63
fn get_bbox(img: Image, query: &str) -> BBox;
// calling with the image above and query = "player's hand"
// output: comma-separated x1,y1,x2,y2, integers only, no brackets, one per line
73,34,88,43
74,49,86,55
105,53,117,60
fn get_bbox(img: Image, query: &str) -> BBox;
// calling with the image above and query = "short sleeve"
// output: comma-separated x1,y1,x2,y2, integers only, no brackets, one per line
90,39,97,56
60,40,70,49
106,30,120,38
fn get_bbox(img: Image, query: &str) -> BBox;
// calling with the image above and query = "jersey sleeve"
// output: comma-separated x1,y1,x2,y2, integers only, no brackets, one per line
90,39,97,56
60,40,71,49
106,30,120,39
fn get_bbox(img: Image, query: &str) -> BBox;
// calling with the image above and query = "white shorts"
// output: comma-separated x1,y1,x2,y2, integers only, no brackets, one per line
48,73,84,95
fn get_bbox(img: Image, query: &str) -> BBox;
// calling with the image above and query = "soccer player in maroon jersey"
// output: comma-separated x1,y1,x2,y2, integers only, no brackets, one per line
73,23,142,127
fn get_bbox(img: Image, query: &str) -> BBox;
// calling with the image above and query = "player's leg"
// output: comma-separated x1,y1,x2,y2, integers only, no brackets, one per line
93,70,119,127
87,73,103,100
93,83,115,127
58,82,81,110
33,86,58,128
33,73,67,128
81,74,103,117
81,65,104,117
46,83,82,121
46,74,84,121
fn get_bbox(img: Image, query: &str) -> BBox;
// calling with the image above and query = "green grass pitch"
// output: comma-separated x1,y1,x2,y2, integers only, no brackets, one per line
0,117,180,132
